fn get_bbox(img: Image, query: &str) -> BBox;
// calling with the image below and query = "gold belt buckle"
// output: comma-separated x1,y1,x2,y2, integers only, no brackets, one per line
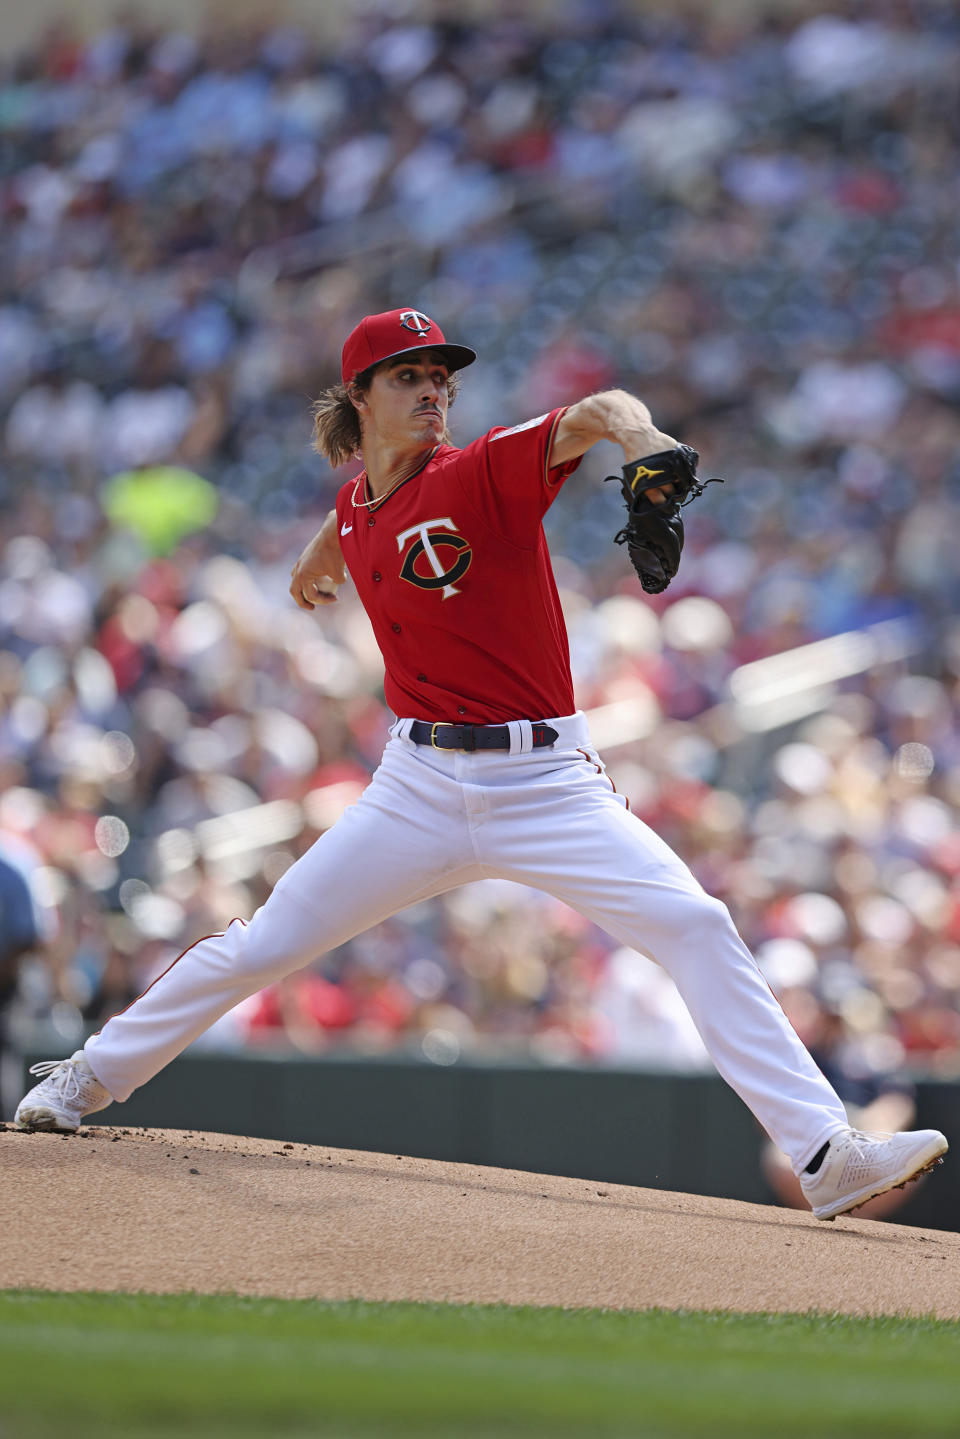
430,723,442,749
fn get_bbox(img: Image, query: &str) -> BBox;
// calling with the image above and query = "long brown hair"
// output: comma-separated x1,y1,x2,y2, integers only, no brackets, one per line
311,362,461,467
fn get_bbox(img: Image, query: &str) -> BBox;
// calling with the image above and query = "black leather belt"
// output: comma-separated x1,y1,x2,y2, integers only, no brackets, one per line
409,721,559,752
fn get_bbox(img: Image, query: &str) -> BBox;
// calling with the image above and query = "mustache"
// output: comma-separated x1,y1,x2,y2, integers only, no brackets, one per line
414,405,442,417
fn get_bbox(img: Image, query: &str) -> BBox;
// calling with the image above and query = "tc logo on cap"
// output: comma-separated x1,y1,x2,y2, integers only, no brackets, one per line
400,310,432,336
340,308,476,383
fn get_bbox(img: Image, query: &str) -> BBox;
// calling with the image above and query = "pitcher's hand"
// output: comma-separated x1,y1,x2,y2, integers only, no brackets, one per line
290,511,347,609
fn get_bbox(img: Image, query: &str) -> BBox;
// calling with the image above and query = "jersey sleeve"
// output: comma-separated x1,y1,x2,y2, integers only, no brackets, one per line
449,407,582,546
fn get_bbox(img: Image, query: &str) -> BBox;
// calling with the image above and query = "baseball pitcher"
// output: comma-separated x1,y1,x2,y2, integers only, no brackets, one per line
17,308,947,1221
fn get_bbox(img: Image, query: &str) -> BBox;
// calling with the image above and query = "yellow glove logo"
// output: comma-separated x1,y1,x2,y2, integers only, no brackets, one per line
629,464,665,492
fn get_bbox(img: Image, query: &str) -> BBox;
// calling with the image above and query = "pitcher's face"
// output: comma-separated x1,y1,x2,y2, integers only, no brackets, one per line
359,351,450,452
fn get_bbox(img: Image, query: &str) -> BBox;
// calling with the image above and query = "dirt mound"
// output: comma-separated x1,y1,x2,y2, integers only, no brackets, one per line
3,1125,958,1316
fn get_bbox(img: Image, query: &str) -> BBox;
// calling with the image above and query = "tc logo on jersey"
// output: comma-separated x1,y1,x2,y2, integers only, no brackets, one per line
399,310,432,336
397,518,472,600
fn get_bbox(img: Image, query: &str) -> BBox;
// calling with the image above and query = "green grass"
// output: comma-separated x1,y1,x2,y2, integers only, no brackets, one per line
1,1291,959,1439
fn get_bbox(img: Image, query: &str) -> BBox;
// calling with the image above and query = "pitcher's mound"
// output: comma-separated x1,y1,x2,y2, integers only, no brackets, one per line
3,1126,958,1316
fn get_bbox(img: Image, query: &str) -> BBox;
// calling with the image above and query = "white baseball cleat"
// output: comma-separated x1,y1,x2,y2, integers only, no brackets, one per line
799,1127,948,1221
14,1050,113,1133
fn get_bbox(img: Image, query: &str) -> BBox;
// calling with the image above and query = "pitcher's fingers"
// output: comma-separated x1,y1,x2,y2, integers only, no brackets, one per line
290,583,315,610
643,483,676,504
309,577,340,604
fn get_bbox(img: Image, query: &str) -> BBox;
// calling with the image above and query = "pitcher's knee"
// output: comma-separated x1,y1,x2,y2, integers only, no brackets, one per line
669,890,740,947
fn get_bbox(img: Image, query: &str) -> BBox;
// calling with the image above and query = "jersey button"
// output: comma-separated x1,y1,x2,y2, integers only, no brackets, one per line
372,571,382,582
457,707,466,716
368,517,376,527
417,673,427,682
391,622,401,634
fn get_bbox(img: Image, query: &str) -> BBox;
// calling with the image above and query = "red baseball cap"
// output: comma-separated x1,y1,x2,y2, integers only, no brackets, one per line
340,308,476,384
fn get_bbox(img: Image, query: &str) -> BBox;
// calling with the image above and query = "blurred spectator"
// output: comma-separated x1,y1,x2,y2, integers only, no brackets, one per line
0,852,40,1012
0,845,43,1113
101,465,218,556
5,356,105,470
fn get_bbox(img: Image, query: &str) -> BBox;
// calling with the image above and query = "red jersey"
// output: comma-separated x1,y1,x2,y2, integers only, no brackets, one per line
335,407,582,724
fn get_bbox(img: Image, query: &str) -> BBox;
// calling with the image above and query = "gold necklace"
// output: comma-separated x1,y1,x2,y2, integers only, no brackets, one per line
349,448,437,510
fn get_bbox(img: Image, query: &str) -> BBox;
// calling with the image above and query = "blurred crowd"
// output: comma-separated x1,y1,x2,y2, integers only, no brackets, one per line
2,0,960,1099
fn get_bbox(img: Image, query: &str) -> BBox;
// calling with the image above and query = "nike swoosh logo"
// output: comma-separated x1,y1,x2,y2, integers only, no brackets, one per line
340,523,353,536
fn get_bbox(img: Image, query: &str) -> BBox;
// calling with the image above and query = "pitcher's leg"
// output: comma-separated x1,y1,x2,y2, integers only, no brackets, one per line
86,751,477,1101
493,784,848,1172
87,895,320,1100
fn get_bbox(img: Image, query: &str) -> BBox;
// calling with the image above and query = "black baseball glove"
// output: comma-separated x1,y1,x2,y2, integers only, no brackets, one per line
606,444,723,594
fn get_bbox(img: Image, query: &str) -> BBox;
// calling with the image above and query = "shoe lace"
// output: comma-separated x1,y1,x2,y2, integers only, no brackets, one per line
28,1057,88,1102
845,1128,894,1150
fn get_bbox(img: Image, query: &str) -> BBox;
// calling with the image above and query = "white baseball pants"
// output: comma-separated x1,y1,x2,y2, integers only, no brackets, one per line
86,712,848,1172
